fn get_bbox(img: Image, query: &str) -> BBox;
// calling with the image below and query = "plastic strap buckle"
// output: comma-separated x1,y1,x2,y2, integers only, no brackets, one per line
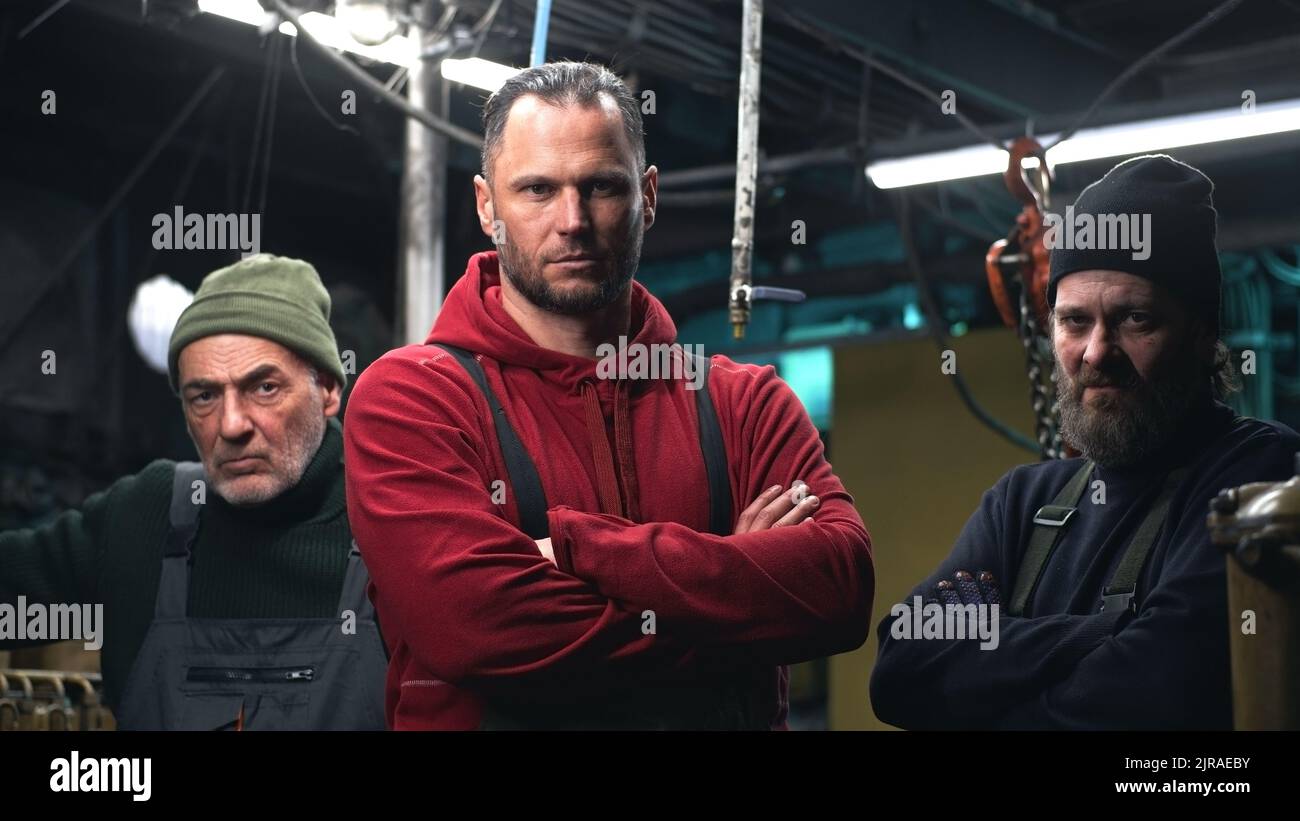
1032,505,1076,528
1101,591,1135,613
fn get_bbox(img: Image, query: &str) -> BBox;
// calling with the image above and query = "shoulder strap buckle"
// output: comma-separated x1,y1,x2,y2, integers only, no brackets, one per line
1101,590,1136,614
1032,504,1076,528
1008,460,1096,617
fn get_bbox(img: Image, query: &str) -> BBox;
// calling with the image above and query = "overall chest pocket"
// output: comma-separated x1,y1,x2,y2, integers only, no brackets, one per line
180,661,317,730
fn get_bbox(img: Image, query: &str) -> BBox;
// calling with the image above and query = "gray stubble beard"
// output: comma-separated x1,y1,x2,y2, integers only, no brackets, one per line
199,399,326,507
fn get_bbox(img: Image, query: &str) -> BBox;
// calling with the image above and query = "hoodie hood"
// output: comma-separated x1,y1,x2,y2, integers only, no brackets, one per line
427,251,679,389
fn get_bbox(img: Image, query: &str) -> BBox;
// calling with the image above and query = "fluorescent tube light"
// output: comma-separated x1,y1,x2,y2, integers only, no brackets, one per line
867,98,1300,189
440,57,520,92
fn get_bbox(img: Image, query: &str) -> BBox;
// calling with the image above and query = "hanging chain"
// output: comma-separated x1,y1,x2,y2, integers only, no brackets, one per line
1017,285,1063,460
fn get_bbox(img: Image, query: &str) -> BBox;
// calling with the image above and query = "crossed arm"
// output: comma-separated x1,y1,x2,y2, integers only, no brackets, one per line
870,448,1291,730
534,480,819,561
343,355,874,696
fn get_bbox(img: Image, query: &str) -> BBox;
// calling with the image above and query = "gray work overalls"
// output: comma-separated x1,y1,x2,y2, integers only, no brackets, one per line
115,463,388,730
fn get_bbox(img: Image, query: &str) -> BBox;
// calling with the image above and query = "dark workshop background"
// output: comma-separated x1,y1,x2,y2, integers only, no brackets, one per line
3,0,1300,729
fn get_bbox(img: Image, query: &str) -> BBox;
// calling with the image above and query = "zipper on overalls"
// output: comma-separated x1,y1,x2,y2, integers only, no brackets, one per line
186,666,316,683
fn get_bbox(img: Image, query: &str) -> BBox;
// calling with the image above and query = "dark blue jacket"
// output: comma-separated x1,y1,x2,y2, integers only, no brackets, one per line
871,401,1299,729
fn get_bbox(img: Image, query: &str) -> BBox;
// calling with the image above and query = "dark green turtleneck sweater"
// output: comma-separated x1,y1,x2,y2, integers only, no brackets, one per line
0,418,352,710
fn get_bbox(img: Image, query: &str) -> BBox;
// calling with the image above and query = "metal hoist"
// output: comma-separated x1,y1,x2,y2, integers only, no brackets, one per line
984,137,1068,460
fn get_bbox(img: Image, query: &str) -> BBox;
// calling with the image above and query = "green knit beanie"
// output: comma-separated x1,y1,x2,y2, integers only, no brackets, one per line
168,254,347,393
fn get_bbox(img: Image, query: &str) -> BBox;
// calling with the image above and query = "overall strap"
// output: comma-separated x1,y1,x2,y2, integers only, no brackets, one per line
691,353,733,537
337,541,376,619
1008,460,1095,616
1101,466,1190,613
158,461,206,619
435,344,550,539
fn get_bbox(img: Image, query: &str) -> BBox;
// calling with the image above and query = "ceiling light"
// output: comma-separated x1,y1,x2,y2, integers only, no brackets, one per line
867,98,1300,189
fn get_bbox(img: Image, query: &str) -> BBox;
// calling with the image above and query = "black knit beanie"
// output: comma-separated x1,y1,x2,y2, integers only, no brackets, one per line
1047,154,1221,332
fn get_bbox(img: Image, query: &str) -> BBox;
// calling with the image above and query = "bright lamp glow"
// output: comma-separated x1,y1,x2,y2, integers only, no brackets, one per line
867,98,1300,189
335,0,399,46
440,58,520,92
129,276,195,375
198,0,416,65
198,0,517,86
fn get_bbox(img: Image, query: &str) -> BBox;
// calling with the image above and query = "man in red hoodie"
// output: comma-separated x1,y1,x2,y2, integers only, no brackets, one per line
343,61,874,729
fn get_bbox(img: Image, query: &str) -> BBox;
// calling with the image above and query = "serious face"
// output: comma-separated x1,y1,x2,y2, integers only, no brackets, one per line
1052,270,1214,468
473,93,657,315
178,334,340,506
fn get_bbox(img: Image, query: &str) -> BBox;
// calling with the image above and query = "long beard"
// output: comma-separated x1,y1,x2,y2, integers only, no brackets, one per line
1054,349,1206,469
496,214,643,316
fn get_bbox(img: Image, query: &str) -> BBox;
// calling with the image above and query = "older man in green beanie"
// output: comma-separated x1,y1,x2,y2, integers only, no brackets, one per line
0,254,387,730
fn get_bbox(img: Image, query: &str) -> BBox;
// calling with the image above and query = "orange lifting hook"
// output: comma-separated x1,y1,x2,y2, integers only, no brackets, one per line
985,136,1053,329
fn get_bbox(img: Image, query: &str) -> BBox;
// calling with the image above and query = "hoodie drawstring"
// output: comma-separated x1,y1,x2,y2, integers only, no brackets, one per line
579,379,641,521
612,380,641,523
581,380,624,516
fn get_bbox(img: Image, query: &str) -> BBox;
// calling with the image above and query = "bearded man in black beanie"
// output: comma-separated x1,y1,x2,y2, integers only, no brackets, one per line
871,154,1300,729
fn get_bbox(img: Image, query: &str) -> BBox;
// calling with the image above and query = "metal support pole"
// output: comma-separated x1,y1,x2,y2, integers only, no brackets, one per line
530,0,553,67
729,0,763,339
398,0,448,344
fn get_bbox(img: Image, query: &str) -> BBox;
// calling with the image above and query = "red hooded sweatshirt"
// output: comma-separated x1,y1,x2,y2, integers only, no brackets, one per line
343,251,874,729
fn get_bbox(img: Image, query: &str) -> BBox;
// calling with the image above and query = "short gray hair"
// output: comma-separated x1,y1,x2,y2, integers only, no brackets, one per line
480,60,645,179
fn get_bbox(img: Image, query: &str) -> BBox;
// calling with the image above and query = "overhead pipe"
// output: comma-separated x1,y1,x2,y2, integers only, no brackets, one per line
530,0,553,66
728,0,803,339
728,0,763,339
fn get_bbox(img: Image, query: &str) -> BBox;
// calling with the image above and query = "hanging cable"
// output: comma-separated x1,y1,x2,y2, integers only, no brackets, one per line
1044,0,1247,150
139,88,225,278
0,67,227,355
775,0,1247,158
242,34,278,215
256,34,284,222
269,0,483,149
896,191,1039,453
97,90,224,394
291,32,361,135
469,0,505,59
383,64,409,93
771,5,1009,153
16,0,71,40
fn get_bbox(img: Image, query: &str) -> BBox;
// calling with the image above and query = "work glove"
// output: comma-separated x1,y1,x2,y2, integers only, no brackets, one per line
932,570,1002,607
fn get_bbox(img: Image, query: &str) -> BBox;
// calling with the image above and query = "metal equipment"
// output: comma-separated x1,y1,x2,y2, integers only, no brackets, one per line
1208,453,1300,729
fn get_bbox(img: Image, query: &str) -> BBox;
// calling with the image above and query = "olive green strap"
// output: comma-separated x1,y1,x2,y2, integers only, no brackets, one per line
1008,460,1095,616
1100,467,1190,613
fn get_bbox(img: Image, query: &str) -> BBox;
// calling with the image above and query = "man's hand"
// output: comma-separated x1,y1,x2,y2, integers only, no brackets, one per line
733,481,820,535
931,570,1001,607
